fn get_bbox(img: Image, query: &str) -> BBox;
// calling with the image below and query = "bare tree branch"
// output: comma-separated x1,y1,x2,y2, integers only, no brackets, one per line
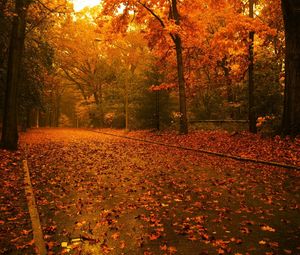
137,1,165,28
136,1,176,42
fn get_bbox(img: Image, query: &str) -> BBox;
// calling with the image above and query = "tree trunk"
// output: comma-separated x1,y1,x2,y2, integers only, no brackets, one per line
98,83,104,127
93,91,104,127
1,0,28,150
36,108,40,128
124,75,129,131
26,108,31,128
139,0,188,134
155,90,160,130
172,0,188,134
220,58,234,103
55,95,61,127
281,0,300,136
248,0,257,133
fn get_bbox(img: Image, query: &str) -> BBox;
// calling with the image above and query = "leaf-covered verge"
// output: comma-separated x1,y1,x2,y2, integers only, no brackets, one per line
0,150,34,254
103,129,300,167
1,128,300,254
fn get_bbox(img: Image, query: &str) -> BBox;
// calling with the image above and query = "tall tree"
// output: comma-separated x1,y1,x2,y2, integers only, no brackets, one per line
170,0,188,134
248,0,257,133
281,0,300,136
1,0,30,150
101,0,189,133
52,16,117,127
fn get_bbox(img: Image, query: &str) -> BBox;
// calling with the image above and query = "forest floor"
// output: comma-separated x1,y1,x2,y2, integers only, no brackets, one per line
0,128,300,255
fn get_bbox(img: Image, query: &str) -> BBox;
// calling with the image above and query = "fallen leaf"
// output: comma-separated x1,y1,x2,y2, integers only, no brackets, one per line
261,225,275,232
168,246,177,254
111,232,120,240
283,249,292,254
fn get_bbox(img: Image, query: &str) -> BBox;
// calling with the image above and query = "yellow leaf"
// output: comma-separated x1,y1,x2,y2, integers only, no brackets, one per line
261,225,275,232
61,242,68,248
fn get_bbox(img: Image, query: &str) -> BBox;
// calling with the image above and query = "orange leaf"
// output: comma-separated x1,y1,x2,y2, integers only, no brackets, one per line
168,246,177,254
111,232,120,240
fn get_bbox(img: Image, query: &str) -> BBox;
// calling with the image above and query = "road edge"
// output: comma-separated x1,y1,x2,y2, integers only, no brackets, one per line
23,160,47,255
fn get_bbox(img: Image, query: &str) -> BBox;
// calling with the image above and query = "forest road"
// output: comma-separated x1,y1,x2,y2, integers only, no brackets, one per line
19,128,300,255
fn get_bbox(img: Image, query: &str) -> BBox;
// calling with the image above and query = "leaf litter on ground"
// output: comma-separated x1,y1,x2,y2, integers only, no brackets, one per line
1,128,299,254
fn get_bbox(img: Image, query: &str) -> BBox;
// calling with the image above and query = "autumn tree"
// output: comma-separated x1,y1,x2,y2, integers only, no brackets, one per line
52,14,117,127
1,0,69,149
1,0,30,150
18,16,60,129
100,0,189,133
281,0,300,136
248,0,257,133
101,31,151,130
97,0,279,133
0,1,11,123
141,65,173,130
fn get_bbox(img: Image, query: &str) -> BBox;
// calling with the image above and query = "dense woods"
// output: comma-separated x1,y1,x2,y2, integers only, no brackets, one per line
0,0,299,149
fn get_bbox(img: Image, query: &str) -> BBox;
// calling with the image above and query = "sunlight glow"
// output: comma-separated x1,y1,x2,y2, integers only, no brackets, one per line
72,0,101,12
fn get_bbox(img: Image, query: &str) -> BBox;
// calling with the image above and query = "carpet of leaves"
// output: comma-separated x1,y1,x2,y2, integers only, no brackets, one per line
0,149,34,254
1,128,300,255
110,129,300,167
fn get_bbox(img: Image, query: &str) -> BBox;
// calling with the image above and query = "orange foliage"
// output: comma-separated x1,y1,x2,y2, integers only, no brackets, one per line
98,0,276,91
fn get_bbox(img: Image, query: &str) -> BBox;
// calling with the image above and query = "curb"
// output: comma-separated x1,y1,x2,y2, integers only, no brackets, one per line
23,160,47,255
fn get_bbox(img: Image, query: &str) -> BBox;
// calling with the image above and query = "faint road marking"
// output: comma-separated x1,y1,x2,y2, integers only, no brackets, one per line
23,160,47,255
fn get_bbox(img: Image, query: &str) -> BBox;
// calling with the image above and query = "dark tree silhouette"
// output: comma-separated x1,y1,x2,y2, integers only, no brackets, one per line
281,0,300,136
248,0,257,133
1,0,29,150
